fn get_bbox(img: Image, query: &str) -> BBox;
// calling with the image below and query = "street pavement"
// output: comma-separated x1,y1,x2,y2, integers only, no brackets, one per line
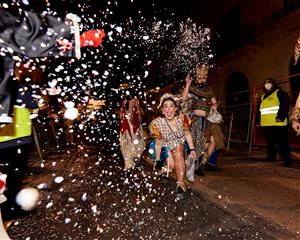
5,144,300,240
189,145,300,239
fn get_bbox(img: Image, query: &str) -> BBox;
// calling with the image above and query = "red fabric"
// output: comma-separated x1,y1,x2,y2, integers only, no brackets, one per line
120,101,131,137
130,106,139,134
120,101,141,137
80,29,106,48
0,179,5,190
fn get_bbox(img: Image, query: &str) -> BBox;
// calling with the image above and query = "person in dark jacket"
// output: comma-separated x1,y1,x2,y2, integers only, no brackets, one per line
0,80,39,219
256,78,292,167
0,8,105,124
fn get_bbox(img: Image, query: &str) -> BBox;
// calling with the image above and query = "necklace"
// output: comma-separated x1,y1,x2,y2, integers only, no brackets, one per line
164,116,184,139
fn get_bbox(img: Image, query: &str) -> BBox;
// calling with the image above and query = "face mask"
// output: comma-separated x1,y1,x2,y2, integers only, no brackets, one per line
264,83,272,91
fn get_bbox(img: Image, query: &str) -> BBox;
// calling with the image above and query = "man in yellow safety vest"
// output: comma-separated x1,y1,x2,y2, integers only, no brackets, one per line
256,78,292,167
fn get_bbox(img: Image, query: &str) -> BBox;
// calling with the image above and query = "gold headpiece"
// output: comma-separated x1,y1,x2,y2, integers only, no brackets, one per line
196,64,209,81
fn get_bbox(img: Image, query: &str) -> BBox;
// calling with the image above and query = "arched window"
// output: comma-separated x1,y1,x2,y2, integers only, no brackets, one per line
225,71,250,106
224,71,251,143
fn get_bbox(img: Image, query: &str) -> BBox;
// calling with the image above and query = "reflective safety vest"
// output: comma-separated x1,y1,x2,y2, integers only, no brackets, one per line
260,89,287,126
0,106,32,143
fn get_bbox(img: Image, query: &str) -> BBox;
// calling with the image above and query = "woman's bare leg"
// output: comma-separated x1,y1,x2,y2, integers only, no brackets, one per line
207,135,216,158
172,144,185,185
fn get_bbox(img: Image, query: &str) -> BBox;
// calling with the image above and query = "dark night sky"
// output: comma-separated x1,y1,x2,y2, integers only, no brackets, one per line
12,0,219,27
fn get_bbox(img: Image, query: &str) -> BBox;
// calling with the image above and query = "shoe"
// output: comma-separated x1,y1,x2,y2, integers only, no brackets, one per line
3,220,13,230
158,174,169,183
195,165,205,176
176,183,187,194
0,114,13,124
205,164,223,172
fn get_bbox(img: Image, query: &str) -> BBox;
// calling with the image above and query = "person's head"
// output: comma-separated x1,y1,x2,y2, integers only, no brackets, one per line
159,94,179,120
195,64,209,84
263,78,277,92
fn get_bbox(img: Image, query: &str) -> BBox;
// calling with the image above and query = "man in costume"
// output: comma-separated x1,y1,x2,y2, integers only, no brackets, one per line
181,64,225,176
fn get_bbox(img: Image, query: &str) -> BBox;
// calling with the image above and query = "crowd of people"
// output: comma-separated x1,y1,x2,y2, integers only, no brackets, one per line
120,64,226,196
119,53,300,196
0,7,106,238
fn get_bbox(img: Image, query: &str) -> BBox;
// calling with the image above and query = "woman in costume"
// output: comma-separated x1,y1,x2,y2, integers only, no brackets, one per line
291,36,300,134
149,94,196,193
120,94,145,170
291,95,300,134
181,64,225,175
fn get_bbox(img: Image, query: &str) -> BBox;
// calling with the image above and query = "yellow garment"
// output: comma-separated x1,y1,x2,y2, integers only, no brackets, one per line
148,113,191,150
0,106,32,142
260,89,287,127
149,113,191,139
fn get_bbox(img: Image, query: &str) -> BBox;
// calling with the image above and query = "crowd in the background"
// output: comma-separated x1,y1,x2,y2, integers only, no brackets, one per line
120,60,300,196
120,64,226,195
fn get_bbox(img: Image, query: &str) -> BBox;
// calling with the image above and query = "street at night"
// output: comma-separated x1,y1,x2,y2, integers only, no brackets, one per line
0,0,300,239
5,145,300,239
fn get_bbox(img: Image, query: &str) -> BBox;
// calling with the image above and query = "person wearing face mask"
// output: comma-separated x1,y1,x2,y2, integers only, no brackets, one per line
181,64,225,176
255,78,292,167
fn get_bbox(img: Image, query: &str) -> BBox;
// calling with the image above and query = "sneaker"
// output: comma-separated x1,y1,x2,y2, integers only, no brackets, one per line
205,164,223,172
195,165,205,176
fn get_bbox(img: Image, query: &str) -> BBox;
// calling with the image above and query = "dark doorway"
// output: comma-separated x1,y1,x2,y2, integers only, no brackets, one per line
225,71,250,106
224,71,251,143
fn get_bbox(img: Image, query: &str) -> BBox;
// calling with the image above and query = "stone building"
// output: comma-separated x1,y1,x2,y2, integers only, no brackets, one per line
207,0,300,146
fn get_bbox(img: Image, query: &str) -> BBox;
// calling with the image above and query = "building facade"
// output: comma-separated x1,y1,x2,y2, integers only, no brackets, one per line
208,0,300,146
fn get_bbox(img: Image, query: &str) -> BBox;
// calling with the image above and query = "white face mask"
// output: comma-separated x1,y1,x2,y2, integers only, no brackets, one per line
264,83,272,91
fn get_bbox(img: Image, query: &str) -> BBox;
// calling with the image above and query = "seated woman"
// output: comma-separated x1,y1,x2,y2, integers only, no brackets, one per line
149,94,196,194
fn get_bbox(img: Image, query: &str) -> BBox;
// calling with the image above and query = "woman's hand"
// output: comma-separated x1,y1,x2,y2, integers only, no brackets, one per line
185,73,192,86
292,121,300,135
189,150,197,160
57,39,73,53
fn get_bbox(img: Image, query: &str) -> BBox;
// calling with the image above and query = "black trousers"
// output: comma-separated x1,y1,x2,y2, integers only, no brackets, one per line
263,126,292,165
0,144,30,215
